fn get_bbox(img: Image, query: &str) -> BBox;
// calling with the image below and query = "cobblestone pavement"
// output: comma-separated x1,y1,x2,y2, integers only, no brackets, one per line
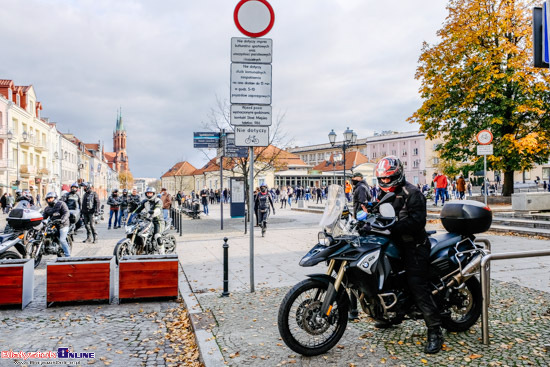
198,281,550,366
0,213,183,367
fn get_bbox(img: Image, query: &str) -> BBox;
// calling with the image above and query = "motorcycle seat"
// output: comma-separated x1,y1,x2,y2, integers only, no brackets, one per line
429,233,463,257
0,233,14,243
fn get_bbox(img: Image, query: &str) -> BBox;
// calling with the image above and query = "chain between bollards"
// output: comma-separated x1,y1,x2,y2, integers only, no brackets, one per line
222,237,230,297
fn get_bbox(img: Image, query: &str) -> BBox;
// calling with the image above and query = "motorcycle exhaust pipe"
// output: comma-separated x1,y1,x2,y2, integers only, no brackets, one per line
432,254,483,295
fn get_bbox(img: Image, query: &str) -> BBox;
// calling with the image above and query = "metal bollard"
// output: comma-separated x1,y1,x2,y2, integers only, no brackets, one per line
222,237,230,297
179,210,183,237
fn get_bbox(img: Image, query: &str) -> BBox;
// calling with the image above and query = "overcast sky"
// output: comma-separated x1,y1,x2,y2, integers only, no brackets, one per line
0,0,448,178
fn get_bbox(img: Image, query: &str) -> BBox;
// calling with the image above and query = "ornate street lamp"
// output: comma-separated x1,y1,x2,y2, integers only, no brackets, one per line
328,127,360,186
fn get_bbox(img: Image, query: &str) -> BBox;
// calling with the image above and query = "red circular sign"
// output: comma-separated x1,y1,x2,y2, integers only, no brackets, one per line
234,0,275,38
476,130,493,145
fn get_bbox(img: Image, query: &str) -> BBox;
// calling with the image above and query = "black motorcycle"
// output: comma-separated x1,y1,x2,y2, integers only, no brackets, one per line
23,218,74,268
0,200,44,261
113,213,177,264
277,185,492,356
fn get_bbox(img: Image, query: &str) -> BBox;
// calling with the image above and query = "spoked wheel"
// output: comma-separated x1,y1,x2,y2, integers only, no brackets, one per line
164,235,177,254
114,239,133,265
278,279,349,356
441,277,482,332
0,250,22,260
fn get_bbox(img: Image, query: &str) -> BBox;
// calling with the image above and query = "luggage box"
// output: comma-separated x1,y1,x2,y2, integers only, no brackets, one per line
440,200,492,235
7,208,43,230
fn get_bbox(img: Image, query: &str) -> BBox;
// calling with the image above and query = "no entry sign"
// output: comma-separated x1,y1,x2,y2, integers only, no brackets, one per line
234,0,275,38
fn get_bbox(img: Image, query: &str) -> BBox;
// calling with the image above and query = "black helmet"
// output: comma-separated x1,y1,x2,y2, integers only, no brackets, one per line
375,156,405,193
15,189,22,196
112,189,118,193
45,191,57,206
122,189,128,194
71,182,79,192
145,187,156,200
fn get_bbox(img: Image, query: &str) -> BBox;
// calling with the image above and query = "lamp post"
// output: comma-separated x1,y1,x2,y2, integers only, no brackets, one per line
7,130,26,189
328,127,359,186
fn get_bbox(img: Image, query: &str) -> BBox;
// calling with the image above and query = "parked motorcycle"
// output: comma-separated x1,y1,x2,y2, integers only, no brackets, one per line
0,200,44,261
113,212,177,264
94,204,105,224
23,217,74,268
277,185,492,356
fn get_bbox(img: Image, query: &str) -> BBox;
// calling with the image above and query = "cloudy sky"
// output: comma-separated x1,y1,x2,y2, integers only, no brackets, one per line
0,0,448,178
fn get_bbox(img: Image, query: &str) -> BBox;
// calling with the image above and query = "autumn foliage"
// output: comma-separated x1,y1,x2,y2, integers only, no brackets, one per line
409,0,550,195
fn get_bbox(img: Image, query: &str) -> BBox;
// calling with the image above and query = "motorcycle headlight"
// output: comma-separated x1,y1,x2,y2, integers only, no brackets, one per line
125,225,135,234
318,231,331,246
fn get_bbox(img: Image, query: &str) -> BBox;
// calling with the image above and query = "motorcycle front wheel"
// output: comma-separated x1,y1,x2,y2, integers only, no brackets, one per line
0,250,22,260
164,235,177,253
114,239,133,265
441,276,482,332
278,278,349,356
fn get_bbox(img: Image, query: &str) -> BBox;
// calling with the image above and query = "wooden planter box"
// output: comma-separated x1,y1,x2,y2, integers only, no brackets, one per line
118,254,179,302
47,256,115,306
0,259,34,309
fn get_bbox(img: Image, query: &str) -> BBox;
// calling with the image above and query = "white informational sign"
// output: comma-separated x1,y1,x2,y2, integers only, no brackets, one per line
234,126,269,147
231,37,272,64
231,105,272,126
477,144,494,155
232,179,245,203
230,63,272,105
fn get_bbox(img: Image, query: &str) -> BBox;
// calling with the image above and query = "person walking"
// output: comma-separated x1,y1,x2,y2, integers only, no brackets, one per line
160,188,172,221
81,183,100,243
107,189,121,229
280,187,287,209
200,186,209,215
456,175,466,200
316,186,323,204
287,186,293,207
176,191,183,208
0,193,7,214
433,172,448,206
467,181,472,197
345,181,352,202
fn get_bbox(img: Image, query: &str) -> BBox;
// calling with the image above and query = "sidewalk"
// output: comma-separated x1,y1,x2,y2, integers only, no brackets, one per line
179,204,550,366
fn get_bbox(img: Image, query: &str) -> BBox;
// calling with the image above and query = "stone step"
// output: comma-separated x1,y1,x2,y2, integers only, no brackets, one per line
488,224,550,238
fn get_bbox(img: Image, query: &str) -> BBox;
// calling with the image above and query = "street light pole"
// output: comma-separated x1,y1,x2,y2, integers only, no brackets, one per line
329,127,359,186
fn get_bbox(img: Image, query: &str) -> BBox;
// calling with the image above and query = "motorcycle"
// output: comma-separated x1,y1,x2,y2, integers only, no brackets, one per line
21,218,74,268
113,212,177,264
94,204,105,224
0,200,44,261
277,185,492,356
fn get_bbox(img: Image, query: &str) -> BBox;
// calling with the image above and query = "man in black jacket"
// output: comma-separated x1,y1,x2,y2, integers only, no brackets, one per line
43,192,71,257
127,188,141,224
374,156,443,354
81,183,100,243
107,189,121,229
351,172,371,219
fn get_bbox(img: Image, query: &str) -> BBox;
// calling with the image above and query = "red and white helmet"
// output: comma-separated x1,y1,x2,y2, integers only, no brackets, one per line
375,156,405,192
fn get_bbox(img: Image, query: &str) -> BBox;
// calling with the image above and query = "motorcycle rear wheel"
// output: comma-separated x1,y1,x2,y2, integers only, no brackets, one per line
278,279,349,356
164,235,177,253
441,277,482,332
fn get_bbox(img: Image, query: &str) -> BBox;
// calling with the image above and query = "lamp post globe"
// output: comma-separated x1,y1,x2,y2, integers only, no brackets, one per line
344,127,353,144
328,129,337,146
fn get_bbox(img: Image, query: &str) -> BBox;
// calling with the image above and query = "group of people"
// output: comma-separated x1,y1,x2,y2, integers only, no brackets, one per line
431,172,474,206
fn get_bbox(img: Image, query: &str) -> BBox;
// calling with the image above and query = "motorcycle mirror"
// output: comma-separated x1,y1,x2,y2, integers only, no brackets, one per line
379,203,396,218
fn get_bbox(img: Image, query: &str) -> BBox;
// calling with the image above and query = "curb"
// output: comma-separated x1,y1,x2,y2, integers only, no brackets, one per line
178,262,225,367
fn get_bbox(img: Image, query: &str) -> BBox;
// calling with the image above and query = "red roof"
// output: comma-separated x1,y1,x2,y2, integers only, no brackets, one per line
85,144,100,151
312,151,368,172
104,152,116,163
162,161,198,178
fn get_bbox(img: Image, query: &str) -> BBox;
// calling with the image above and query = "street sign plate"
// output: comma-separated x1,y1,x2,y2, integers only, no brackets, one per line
234,126,269,147
225,133,249,158
230,104,272,126
230,63,272,105
234,0,275,38
476,130,493,145
231,37,272,64
477,144,493,155
193,132,220,149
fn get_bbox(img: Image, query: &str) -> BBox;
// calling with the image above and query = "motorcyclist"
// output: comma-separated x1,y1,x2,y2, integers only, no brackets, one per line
254,184,275,235
16,190,35,206
81,182,100,243
373,155,443,354
62,183,82,231
127,188,141,224
107,189,121,229
351,172,372,219
42,192,71,257
133,187,165,254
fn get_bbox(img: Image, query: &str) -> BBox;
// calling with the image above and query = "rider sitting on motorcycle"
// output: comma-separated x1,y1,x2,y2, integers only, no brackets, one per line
16,190,35,206
43,192,71,257
373,155,444,354
133,187,165,254
62,183,82,230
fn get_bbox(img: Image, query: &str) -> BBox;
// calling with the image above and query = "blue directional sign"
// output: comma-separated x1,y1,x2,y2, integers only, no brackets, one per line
193,132,220,148
544,2,549,63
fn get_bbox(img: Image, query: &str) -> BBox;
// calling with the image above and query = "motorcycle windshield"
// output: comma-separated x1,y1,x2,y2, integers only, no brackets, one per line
14,200,39,211
318,185,352,236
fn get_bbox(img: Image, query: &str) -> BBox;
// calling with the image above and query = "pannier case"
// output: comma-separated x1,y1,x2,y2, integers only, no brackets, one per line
440,200,492,235
7,204,43,230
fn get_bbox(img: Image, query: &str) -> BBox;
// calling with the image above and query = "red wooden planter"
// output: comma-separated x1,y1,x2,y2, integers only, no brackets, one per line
118,254,179,302
0,259,34,309
46,256,115,306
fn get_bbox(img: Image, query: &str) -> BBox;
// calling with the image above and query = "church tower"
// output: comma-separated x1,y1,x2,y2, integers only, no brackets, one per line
113,109,129,172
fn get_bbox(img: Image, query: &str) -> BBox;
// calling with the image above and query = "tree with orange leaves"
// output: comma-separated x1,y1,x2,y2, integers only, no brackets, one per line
409,0,550,196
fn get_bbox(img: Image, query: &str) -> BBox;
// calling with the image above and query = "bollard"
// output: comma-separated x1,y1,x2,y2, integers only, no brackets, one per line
179,210,183,237
222,237,230,297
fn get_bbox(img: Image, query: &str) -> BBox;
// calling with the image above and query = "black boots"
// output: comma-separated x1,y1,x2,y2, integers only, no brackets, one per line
92,235,97,243
424,327,444,354
82,236,91,243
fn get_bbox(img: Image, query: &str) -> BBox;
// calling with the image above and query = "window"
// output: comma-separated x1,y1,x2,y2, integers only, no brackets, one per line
402,150,407,156
0,111,2,127
433,157,439,164
403,161,407,167
413,160,420,168
391,150,396,155
543,168,550,180
372,152,376,159
413,148,419,156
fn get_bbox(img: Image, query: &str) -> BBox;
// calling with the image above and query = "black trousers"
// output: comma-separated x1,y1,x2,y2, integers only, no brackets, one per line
258,209,269,227
82,213,97,238
399,239,441,329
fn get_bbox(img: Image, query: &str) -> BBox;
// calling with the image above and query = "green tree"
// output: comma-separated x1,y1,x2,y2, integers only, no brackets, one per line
409,0,550,196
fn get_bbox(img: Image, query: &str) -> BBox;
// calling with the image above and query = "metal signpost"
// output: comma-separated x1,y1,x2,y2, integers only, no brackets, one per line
232,0,274,293
476,130,493,206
